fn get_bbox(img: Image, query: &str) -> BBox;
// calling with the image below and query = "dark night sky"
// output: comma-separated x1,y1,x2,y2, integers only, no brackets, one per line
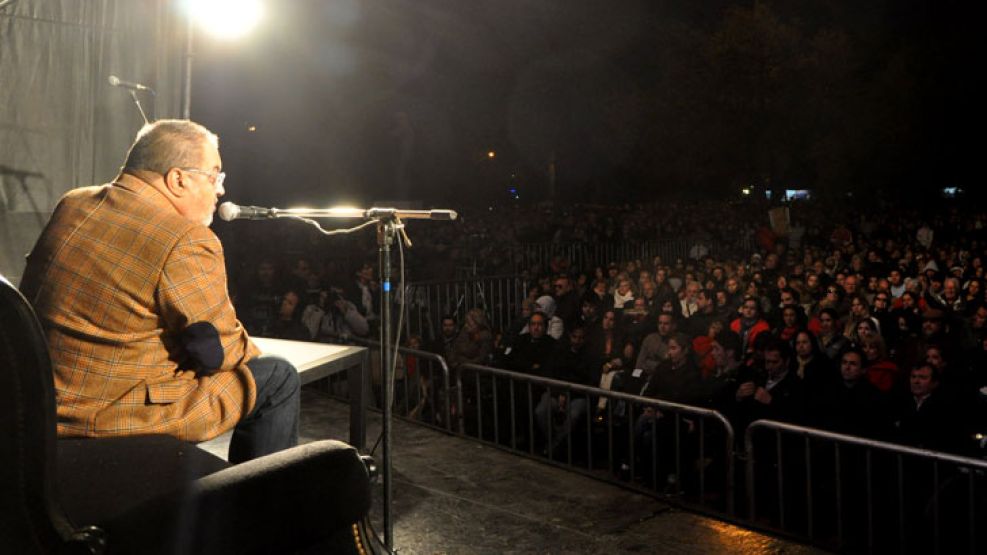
190,0,981,208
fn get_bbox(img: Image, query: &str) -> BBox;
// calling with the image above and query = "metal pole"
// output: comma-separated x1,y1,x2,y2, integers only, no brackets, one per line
378,220,395,550
182,15,193,119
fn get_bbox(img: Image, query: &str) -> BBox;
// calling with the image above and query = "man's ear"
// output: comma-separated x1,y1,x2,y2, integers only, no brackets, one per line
162,167,186,197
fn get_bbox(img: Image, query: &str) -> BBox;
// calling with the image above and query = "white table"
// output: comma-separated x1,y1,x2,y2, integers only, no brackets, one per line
252,337,369,450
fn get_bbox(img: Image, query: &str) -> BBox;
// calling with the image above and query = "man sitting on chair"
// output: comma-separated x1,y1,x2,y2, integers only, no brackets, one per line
19,119,298,463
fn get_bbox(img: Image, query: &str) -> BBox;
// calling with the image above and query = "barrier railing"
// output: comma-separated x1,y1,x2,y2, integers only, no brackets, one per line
402,275,529,342
332,337,463,436
743,419,987,554
459,362,736,515
510,237,754,274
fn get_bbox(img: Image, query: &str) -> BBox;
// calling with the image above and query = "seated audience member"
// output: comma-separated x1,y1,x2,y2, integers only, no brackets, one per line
582,278,610,312
892,365,966,454
552,274,581,331
501,311,558,376
792,329,834,396
585,309,626,370
268,288,311,341
612,276,636,311
680,289,718,338
236,257,281,335
809,348,891,440
860,334,900,393
428,314,459,358
636,312,678,374
730,295,770,359
520,295,565,340
728,338,805,430
843,295,880,343
621,297,655,349
448,308,495,367
771,305,803,343
535,326,593,453
640,333,712,408
346,262,380,328
300,288,369,341
815,308,850,363
501,300,535,351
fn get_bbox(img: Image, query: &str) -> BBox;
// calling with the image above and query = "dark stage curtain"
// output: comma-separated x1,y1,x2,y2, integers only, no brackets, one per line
0,0,184,283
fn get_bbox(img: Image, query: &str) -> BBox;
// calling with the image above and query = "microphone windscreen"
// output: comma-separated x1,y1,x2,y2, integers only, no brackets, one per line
108,75,120,86
217,202,239,222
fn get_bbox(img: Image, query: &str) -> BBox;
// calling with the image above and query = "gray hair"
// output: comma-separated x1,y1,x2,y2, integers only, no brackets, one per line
122,119,218,175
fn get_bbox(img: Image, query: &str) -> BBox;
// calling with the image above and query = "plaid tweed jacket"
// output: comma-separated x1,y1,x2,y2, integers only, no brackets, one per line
20,179,259,442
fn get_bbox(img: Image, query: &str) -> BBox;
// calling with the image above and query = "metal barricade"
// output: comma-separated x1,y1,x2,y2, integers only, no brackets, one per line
510,237,754,275
459,362,736,515
332,337,463,435
744,419,987,554
403,275,529,341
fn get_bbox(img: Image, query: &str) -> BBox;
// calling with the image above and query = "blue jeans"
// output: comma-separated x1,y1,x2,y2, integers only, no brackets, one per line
228,355,300,464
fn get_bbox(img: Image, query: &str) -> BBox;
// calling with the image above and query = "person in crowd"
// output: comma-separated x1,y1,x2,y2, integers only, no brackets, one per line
501,311,558,375
428,314,459,359
621,297,655,349
815,308,850,363
730,295,770,359
636,312,678,374
236,258,281,336
639,333,711,407
612,276,636,311
772,305,804,343
891,365,965,454
809,348,890,439
20,119,298,462
679,280,702,318
522,295,564,340
843,295,880,343
300,287,369,341
728,338,805,430
534,326,593,455
860,334,900,393
582,278,610,312
552,274,581,331
680,288,719,339
792,329,834,396
346,262,380,330
448,308,495,367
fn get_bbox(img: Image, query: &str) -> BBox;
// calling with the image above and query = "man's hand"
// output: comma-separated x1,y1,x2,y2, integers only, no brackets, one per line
735,381,756,401
754,386,772,405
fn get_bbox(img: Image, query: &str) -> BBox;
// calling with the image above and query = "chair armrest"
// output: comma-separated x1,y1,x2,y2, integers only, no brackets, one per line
104,440,371,554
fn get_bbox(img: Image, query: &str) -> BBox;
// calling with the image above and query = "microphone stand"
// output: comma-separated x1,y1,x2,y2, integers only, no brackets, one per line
260,206,456,552
128,89,150,125
376,215,397,551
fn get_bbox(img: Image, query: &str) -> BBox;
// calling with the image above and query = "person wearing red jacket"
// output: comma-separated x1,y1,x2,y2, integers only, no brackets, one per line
730,295,770,357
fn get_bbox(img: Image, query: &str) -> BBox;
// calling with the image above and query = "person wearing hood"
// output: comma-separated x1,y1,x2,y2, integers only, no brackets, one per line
521,295,564,339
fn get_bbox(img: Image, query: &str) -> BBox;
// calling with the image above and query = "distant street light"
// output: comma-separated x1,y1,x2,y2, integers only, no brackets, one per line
487,151,496,159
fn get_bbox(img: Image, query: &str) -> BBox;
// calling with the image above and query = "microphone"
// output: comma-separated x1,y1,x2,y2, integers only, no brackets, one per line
108,75,156,95
217,202,275,221
218,201,459,222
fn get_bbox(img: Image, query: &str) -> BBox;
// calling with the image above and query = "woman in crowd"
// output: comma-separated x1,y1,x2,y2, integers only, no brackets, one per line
861,334,900,393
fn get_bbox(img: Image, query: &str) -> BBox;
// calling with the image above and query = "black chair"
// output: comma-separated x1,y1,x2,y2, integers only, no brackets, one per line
0,274,375,554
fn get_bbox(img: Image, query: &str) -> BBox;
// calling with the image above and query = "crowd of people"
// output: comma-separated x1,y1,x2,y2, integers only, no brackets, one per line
229,197,987,464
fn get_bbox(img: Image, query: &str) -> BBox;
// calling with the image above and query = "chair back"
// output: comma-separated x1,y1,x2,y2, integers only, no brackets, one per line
0,274,101,552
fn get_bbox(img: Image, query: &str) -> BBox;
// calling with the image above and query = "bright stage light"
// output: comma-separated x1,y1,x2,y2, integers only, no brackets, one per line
188,0,264,40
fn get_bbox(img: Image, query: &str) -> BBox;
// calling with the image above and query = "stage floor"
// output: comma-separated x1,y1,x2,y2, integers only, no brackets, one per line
201,387,826,554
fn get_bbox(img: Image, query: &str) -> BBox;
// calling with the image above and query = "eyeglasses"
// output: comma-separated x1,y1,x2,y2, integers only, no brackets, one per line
180,167,226,188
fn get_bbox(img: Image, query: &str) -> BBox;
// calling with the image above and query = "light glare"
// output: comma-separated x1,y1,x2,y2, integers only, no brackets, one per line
189,0,264,40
